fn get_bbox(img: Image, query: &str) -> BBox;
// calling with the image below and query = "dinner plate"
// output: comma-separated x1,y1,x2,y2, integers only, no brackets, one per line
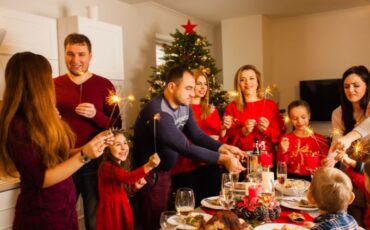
280,197,318,212
168,212,212,230
253,223,309,230
275,179,310,196
200,196,225,210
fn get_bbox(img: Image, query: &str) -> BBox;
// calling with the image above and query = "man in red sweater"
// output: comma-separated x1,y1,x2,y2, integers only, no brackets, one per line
54,33,121,230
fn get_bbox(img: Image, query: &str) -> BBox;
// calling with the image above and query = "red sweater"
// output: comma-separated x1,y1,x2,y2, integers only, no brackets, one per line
222,99,286,153
54,74,121,147
96,161,147,230
346,167,370,230
277,132,329,176
171,104,222,175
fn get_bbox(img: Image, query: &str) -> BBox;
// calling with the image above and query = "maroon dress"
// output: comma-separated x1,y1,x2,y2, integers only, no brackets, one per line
7,115,78,230
96,161,147,230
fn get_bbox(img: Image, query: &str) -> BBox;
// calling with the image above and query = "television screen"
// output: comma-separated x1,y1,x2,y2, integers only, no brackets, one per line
299,79,341,121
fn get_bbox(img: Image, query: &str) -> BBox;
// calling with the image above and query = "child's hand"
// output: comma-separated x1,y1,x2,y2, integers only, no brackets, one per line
257,117,269,133
280,137,289,153
148,153,161,168
133,178,147,191
303,221,315,229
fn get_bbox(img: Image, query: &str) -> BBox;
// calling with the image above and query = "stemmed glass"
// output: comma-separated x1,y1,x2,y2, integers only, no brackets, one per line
219,173,235,210
175,187,195,224
277,161,287,200
160,211,179,230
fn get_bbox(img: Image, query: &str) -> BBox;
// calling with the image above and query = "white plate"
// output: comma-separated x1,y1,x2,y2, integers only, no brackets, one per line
200,196,225,210
254,223,309,230
275,179,310,196
280,197,318,212
168,212,212,230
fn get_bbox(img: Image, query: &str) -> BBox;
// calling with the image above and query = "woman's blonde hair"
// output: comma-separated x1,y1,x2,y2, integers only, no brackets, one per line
0,52,75,176
233,64,264,112
191,69,211,120
310,167,353,213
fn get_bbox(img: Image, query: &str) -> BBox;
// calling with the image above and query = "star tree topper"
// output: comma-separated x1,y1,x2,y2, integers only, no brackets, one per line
182,19,197,34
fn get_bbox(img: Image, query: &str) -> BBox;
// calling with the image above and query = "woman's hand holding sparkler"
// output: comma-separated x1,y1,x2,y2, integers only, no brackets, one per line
257,117,270,133
280,137,289,153
144,153,161,173
242,119,256,136
82,130,114,159
75,103,97,118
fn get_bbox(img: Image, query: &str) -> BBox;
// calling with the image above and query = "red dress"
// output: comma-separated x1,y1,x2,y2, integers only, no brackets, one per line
277,132,329,176
96,161,147,230
222,99,286,154
171,104,221,175
346,167,370,230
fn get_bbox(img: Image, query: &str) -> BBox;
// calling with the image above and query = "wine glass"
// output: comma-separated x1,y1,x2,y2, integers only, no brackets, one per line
175,188,195,222
219,173,235,210
277,161,287,200
160,211,178,230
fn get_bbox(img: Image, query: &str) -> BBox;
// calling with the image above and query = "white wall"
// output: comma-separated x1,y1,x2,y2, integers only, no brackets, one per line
221,15,264,91
269,6,370,111
0,0,218,128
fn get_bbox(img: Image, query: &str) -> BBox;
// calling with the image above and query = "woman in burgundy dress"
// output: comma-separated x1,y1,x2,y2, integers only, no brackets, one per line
0,52,113,230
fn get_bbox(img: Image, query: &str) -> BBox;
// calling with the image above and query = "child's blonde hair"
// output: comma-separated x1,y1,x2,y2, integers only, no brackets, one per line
310,167,353,213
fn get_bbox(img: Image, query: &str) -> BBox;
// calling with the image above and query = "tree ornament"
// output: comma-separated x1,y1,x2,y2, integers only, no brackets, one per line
182,19,197,34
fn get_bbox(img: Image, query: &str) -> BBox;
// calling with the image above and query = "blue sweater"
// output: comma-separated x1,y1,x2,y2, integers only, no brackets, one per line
133,94,221,171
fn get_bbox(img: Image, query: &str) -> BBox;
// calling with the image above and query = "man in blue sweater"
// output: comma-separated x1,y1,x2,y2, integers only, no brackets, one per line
133,65,245,230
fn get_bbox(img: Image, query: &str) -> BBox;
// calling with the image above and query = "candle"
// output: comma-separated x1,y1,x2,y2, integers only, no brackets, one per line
304,154,319,170
248,184,262,200
260,152,273,168
261,171,274,194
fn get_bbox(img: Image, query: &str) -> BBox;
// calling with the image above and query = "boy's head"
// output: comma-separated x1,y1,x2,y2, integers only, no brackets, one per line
307,167,354,213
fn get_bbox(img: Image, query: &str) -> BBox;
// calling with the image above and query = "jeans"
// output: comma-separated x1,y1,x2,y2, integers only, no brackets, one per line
73,159,100,230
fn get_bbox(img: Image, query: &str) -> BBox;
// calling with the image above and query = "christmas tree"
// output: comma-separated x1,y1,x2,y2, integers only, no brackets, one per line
140,20,229,110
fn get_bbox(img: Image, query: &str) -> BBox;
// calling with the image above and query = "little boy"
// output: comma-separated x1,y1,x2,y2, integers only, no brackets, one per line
304,167,360,230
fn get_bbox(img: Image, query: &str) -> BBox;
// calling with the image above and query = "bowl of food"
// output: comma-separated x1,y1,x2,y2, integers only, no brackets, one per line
275,179,310,196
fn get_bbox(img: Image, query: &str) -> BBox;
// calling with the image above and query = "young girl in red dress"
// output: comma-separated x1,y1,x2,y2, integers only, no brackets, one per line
221,64,286,166
277,100,329,180
96,129,160,230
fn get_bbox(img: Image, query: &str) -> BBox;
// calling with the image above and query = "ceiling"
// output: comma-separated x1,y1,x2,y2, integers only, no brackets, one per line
119,0,370,24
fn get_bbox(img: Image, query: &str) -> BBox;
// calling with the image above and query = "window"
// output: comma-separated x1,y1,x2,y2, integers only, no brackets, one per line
155,33,172,67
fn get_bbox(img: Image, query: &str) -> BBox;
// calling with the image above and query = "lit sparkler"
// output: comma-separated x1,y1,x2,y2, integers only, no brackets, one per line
352,140,364,159
283,114,290,124
330,128,342,137
153,113,161,153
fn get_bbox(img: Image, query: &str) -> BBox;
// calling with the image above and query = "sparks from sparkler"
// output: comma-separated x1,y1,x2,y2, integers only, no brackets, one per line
283,114,290,124
329,128,342,137
304,126,326,156
260,84,277,122
352,140,364,159
110,94,136,128
105,90,123,129
153,113,161,153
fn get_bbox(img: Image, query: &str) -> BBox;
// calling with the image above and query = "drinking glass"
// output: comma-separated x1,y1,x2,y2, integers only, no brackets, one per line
277,161,287,200
175,188,195,219
160,211,179,230
219,173,235,209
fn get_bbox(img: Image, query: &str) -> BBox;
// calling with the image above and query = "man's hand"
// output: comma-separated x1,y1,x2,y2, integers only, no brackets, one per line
218,144,245,160
75,103,97,118
218,155,245,173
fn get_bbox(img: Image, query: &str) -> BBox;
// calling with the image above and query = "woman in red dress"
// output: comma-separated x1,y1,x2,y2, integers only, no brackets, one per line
96,129,160,230
221,64,286,167
171,69,222,205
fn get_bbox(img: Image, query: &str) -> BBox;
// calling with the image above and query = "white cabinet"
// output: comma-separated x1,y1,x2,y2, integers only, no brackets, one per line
57,16,124,80
0,187,19,230
0,7,59,100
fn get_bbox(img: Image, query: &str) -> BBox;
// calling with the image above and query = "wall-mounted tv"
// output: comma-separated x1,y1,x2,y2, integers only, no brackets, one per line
299,79,341,121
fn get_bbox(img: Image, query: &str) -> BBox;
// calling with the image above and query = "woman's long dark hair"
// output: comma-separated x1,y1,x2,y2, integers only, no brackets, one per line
340,65,370,134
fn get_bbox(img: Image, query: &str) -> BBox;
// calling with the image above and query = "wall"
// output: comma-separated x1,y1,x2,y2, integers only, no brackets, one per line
269,6,370,110
221,15,264,91
0,0,218,128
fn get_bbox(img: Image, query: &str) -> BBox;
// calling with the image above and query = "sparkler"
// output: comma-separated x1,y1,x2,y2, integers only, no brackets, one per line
304,126,327,156
106,90,123,129
329,128,342,137
153,113,161,153
283,114,290,124
352,140,364,159
261,84,277,117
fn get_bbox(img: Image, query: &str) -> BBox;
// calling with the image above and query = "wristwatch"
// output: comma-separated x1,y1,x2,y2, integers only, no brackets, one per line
80,150,91,164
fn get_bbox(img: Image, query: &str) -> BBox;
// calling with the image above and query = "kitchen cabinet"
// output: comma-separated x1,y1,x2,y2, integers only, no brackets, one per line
57,16,124,80
0,7,59,100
